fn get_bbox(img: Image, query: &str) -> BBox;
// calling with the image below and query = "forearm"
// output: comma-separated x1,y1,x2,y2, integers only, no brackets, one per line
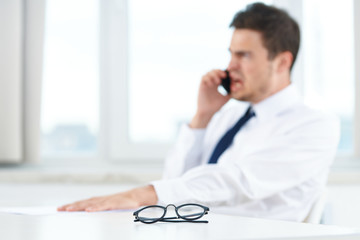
189,112,214,129
153,165,244,206
129,185,158,206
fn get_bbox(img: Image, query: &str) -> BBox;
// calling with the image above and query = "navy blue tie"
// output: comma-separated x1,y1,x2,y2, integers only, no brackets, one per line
208,106,255,164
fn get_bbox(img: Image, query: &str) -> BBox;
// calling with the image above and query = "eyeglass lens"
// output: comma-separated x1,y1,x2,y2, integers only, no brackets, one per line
177,205,205,220
137,206,165,223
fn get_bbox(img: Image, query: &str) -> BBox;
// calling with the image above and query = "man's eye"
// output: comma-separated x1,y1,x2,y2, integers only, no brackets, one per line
236,52,250,58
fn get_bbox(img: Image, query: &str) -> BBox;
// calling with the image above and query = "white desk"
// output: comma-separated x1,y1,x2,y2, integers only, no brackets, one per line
0,183,359,239
0,210,359,240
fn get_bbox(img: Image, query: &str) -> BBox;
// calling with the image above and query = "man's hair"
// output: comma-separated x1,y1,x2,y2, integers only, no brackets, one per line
230,2,300,70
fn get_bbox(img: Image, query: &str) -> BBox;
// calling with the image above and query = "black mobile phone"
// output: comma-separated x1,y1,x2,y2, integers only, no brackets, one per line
220,70,231,94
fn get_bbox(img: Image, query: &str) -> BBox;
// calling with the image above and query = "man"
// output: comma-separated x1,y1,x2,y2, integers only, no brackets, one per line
58,3,339,222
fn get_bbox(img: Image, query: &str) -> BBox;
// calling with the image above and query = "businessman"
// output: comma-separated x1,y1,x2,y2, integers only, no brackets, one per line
58,3,339,222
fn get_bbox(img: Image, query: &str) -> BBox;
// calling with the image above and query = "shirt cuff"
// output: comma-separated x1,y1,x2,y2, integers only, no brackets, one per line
151,178,192,205
176,123,206,147
174,123,207,160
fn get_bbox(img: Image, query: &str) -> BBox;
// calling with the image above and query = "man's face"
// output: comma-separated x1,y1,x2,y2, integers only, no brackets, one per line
227,29,276,103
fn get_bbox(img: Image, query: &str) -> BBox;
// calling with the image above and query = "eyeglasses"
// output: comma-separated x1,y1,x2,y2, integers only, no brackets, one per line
133,203,209,224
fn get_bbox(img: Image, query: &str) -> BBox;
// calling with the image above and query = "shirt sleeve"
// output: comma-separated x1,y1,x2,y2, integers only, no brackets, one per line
161,124,206,179
152,113,340,206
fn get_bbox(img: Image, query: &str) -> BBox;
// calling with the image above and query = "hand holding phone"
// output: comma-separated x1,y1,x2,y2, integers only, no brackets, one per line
220,70,231,95
190,69,231,128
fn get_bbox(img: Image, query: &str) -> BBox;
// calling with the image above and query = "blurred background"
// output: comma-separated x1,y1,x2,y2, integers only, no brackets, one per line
0,0,359,228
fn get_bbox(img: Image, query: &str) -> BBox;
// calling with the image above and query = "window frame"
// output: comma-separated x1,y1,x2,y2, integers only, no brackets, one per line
99,0,170,163
354,0,360,159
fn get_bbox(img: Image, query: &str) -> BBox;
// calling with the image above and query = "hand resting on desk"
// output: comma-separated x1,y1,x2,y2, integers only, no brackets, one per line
57,185,157,212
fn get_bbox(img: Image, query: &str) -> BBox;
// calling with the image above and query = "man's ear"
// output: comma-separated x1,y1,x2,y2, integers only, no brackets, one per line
274,51,293,73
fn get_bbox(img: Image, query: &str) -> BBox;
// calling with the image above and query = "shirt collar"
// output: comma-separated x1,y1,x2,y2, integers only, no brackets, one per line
252,84,302,121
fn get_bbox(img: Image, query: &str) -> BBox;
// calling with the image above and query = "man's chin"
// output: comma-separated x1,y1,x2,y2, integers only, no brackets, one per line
231,92,251,102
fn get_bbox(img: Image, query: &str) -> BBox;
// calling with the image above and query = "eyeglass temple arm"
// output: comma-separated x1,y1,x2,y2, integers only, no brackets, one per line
135,212,206,220
159,219,208,223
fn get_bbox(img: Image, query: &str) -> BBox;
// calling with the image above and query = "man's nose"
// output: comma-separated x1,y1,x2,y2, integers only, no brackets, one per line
227,57,239,71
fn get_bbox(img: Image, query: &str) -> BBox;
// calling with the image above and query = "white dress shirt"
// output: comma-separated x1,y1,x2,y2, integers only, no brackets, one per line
151,85,340,222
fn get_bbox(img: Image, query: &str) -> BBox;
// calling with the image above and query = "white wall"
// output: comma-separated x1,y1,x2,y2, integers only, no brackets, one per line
0,0,23,163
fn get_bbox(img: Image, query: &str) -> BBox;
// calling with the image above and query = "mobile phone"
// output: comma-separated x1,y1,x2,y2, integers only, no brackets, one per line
220,70,231,94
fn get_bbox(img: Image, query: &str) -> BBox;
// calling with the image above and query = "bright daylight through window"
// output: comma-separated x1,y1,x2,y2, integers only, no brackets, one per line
40,0,356,160
41,0,99,158
302,0,354,154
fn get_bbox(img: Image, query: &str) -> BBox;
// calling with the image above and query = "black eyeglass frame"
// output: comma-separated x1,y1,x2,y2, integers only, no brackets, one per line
133,203,209,224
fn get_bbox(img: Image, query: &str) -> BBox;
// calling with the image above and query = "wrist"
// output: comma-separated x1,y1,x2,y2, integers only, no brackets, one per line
131,185,158,207
189,112,214,128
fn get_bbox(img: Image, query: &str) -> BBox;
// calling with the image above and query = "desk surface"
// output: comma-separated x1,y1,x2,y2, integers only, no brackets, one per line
0,211,359,240
0,183,359,240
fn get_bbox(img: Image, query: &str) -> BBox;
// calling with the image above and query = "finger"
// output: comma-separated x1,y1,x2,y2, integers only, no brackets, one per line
57,203,78,211
85,205,101,212
205,69,227,86
58,198,97,212
215,69,227,79
212,69,227,79
85,204,110,212
57,205,67,211
202,73,219,88
85,198,117,212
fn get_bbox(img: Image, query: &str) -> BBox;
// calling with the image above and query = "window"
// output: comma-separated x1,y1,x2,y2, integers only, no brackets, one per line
41,0,359,163
302,0,355,154
41,0,99,158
